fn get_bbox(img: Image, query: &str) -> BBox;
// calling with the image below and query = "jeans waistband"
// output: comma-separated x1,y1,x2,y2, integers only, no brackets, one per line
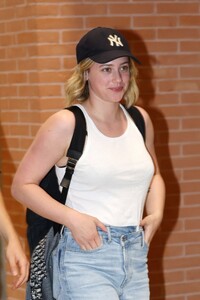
99,225,144,246
101,225,142,239
62,225,144,246
105,225,142,233
63,225,142,234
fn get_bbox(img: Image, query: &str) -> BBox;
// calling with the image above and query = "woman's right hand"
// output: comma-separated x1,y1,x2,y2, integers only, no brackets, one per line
67,209,107,250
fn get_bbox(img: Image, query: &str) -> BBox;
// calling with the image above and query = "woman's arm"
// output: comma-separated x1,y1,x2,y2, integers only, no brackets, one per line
0,190,29,289
11,110,106,250
137,107,166,245
11,110,76,225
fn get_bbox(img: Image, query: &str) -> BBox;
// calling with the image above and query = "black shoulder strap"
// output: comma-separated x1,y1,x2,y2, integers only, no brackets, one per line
60,106,87,193
66,106,87,159
125,106,146,141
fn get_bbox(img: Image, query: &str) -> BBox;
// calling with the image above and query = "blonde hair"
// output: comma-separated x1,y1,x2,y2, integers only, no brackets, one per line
65,58,139,108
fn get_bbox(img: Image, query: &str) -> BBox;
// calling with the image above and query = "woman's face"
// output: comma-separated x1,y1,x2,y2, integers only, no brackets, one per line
87,57,130,104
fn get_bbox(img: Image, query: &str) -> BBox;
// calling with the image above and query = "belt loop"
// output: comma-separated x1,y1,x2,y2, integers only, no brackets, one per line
141,230,144,248
136,225,140,232
60,225,65,236
106,226,112,243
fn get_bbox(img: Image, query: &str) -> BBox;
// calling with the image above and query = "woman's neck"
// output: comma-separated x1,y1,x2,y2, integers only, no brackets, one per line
81,101,127,137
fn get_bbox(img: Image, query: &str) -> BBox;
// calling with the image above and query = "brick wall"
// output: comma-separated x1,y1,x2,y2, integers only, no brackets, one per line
0,0,200,299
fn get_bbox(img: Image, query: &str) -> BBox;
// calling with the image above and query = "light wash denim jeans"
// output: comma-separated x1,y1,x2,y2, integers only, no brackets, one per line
52,226,149,300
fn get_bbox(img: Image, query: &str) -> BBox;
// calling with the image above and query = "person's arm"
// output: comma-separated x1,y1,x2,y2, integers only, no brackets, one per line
137,107,166,245
11,110,89,228
11,110,106,251
0,190,29,289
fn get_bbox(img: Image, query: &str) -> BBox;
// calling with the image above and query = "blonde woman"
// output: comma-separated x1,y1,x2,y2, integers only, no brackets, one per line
12,27,165,299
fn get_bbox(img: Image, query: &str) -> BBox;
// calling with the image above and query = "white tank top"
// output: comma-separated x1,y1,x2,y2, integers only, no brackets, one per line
57,104,154,226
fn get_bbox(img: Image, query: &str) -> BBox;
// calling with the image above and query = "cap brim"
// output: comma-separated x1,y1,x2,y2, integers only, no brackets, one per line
90,50,141,65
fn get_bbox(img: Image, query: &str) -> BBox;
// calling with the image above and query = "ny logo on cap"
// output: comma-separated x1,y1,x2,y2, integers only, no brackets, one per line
107,34,124,47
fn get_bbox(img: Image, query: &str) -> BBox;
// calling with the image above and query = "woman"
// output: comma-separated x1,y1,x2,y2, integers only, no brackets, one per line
12,27,165,299
0,190,29,289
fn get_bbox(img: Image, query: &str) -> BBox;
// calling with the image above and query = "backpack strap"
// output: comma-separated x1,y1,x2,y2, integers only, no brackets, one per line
125,106,146,141
66,106,87,159
60,106,87,192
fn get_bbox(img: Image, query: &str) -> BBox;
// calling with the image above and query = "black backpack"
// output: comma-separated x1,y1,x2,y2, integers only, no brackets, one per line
26,105,145,253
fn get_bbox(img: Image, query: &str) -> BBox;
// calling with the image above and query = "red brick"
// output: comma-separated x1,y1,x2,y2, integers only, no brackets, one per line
134,16,177,28
180,15,200,26
34,4,60,16
17,31,59,43
29,71,66,83
184,194,200,206
157,3,199,14
158,105,200,118
185,244,200,256
181,41,200,52
163,256,200,270
183,144,200,156
145,41,178,53
188,296,200,300
61,4,107,15
28,44,70,56
158,28,200,39
7,73,27,84
0,8,15,20
181,93,200,104
110,3,154,14
184,166,200,182
37,97,64,110
185,218,200,231
164,270,184,283
86,17,131,29
181,67,200,78
156,53,200,66
158,79,200,92
135,28,156,40
18,58,60,70
27,17,83,30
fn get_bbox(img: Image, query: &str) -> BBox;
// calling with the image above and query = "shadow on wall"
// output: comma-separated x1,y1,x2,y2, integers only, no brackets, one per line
121,29,181,300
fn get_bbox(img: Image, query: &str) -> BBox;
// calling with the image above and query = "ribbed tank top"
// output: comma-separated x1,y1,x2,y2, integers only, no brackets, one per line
57,104,154,226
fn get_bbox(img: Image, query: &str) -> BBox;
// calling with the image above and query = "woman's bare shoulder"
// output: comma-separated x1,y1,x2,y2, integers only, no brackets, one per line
44,109,75,130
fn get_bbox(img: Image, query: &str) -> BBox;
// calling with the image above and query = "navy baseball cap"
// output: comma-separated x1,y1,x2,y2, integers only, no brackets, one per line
76,27,140,64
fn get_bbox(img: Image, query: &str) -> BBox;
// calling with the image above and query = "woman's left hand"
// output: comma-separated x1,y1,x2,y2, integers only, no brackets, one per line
140,213,162,246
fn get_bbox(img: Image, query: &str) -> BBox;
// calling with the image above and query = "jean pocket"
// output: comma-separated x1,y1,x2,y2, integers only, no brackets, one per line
65,234,104,253
130,231,149,252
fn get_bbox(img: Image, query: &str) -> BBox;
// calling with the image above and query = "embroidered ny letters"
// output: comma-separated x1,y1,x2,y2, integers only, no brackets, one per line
107,35,124,47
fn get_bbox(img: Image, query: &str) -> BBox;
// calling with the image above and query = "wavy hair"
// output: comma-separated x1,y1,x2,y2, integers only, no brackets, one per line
65,58,139,108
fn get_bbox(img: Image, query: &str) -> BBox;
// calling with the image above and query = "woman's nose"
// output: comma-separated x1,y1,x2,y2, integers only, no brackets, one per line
112,70,122,82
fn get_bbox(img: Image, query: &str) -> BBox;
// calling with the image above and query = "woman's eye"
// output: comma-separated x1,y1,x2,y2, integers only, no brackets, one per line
102,67,112,73
120,65,129,72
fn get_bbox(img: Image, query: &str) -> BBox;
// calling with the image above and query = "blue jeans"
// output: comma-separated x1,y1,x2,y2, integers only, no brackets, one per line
53,226,149,299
